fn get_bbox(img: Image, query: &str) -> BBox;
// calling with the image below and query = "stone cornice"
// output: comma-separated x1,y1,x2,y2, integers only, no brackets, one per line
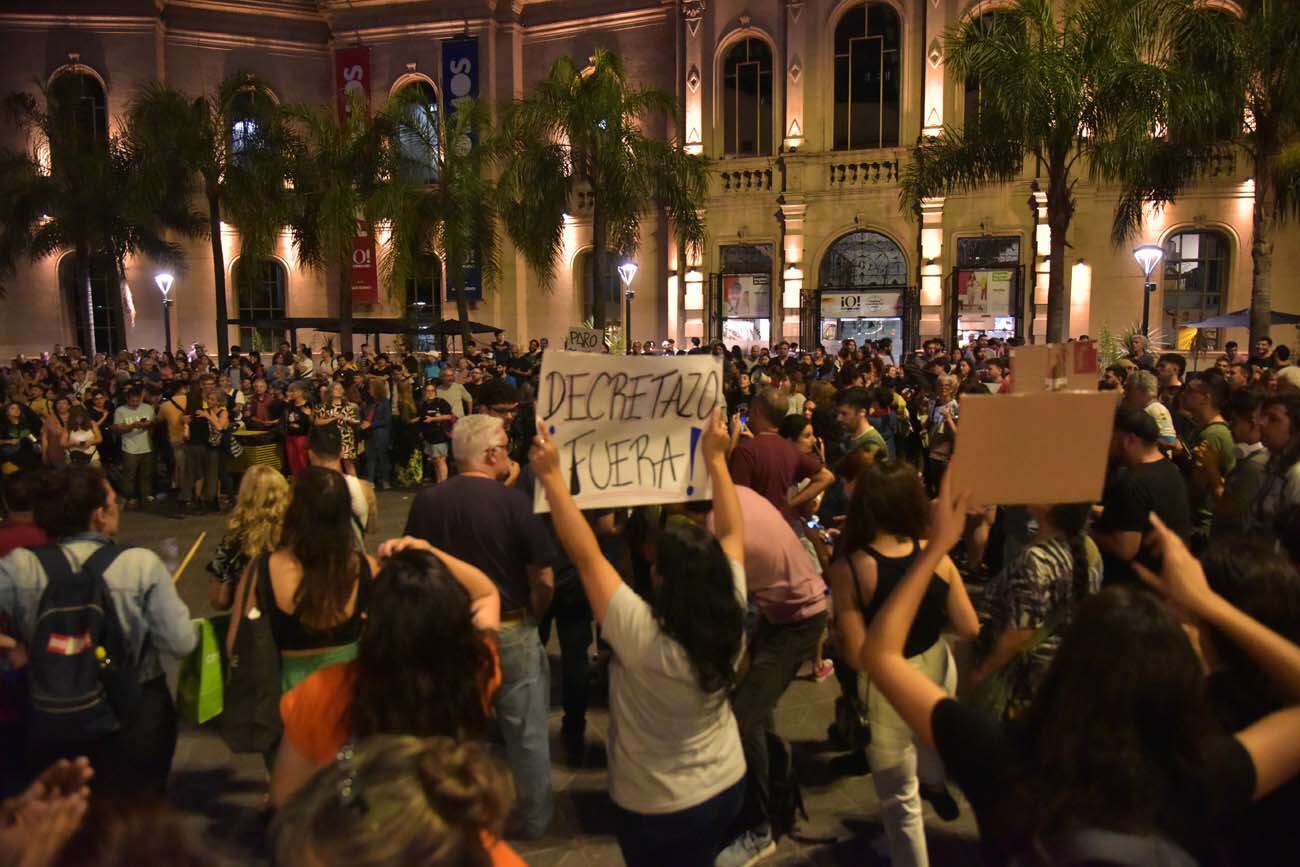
0,14,157,33
164,0,325,22
166,26,330,55
522,5,669,42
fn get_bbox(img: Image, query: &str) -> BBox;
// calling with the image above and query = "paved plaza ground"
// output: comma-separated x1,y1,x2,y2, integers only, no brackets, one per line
123,490,982,866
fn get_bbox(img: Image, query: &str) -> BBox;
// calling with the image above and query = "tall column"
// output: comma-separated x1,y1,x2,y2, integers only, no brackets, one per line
922,0,946,136
783,0,806,150
1031,188,1049,342
682,0,705,156
780,200,807,342
919,197,945,339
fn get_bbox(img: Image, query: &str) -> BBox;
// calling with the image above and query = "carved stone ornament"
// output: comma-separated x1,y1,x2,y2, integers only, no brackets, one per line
682,0,705,37
687,64,701,94
788,56,802,82
927,38,943,69
788,0,805,22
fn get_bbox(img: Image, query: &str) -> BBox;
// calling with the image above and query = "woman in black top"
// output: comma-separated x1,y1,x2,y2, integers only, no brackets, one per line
826,460,978,866
862,477,1300,866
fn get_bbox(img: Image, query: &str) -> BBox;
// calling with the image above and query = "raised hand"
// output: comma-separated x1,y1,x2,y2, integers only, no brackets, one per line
1132,512,1216,617
700,407,729,462
529,415,562,480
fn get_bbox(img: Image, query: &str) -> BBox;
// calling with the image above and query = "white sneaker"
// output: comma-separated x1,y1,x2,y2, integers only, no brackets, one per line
715,827,776,867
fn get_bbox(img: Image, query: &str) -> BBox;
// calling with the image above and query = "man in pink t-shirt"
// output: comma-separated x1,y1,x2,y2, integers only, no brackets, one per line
689,485,828,862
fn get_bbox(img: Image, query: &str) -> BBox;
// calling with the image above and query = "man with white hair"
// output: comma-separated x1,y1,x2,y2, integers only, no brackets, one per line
1123,369,1178,448
402,413,557,838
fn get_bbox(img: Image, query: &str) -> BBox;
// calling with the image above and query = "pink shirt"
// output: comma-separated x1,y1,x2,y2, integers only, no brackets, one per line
709,486,827,624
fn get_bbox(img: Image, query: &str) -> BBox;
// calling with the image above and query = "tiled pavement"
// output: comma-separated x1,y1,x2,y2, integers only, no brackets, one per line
122,489,982,866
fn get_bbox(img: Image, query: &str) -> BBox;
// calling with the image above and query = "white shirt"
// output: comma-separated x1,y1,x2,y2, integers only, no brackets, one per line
600,560,747,814
438,382,472,419
1144,400,1178,445
113,403,155,455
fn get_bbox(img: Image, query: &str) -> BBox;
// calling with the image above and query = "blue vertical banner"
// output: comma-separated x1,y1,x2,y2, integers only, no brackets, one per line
442,35,482,303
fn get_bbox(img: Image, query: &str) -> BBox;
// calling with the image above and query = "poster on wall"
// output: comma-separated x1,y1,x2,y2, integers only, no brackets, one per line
819,291,903,318
334,46,379,305
958,270,1013,316
442,36,483,303
722,274,771,319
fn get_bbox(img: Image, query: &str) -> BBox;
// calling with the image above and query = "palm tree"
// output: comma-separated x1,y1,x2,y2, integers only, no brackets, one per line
496,49,709,330
900,0,1213,343
126,73,288,359
371,93,499,348
2,81,187,354
1114,0,1300,348
281,93,394,354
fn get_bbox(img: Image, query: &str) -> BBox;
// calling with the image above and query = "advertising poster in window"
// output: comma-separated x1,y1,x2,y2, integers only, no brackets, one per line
334,46,380,305
722,274,771,319
958,269,1013,316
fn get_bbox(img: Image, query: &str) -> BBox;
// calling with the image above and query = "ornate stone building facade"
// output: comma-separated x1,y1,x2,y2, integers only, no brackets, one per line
0,0,1293,355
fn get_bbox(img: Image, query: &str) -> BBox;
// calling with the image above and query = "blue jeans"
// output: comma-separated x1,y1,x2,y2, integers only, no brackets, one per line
361,427,391,486
615,778,745,867
493,622,553,838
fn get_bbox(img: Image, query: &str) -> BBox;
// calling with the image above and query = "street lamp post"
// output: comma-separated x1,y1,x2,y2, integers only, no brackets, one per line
618,262,638,354
154,272,175,352
1132,245,1163,338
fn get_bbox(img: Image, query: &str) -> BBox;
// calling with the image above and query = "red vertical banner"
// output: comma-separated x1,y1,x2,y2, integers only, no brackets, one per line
334,46,379,305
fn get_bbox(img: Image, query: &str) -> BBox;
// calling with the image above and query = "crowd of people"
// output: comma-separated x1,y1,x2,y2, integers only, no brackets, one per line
1,324,1299,867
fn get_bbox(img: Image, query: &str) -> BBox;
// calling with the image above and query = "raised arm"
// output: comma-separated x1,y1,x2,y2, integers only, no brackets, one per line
377,536,501,631
861,474,972,750
1134,514,1300,800
701,408,744,564
530,418,622,623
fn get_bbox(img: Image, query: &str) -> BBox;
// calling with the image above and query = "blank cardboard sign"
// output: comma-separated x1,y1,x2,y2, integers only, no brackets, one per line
947,391,1120,506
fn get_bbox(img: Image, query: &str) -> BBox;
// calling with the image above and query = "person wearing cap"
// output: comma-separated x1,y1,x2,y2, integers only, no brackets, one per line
1091,406,1193,586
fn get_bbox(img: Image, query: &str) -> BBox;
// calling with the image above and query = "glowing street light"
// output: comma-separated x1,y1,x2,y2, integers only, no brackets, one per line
618,262,638,354
155,272,175,351
1132,245,1163,338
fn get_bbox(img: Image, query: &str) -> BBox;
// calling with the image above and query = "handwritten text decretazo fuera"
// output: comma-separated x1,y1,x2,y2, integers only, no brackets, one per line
533,351,725,512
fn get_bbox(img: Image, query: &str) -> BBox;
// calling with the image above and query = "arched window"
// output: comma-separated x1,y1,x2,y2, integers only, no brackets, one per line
228,88,274,168
833,3,902,151
395,79,440,182
235,259,287,351
818,230,907,289
962,13,1000,129
575,249,621,328
1162,230,1228,348
59,254,124,354
48,71,108,150
722,39,773,157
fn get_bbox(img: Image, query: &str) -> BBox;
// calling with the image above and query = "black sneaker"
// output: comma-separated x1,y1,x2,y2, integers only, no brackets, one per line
921,783,960,821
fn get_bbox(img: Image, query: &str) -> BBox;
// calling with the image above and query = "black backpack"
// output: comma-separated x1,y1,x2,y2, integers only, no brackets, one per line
766,730,808,840
28,544,139,743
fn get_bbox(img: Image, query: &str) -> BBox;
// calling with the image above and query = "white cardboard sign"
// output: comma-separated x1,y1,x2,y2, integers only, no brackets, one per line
534,351,725,512
564,326,605,353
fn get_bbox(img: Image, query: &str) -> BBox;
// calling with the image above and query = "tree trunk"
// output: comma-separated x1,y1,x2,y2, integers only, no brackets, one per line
338,257,353,356
76,243,95,356
208,191,229,360
452,265,472,348
1044,176,1073,344
592,204,609,331
1250,151,1275,350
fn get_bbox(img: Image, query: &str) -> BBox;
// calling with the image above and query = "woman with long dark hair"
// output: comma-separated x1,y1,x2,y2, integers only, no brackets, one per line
826,460,978,867
269,536,501,806
228,466,379,692
862,477,1300,866
970,503,1101,718
530,410,746,867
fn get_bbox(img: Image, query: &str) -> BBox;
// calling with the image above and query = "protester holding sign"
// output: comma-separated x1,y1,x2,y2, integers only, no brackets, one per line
862,474,1300,867
531,408,746,867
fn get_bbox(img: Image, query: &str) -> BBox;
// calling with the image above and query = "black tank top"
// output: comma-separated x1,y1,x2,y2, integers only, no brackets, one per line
851,540,949,658
266,552,372,651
